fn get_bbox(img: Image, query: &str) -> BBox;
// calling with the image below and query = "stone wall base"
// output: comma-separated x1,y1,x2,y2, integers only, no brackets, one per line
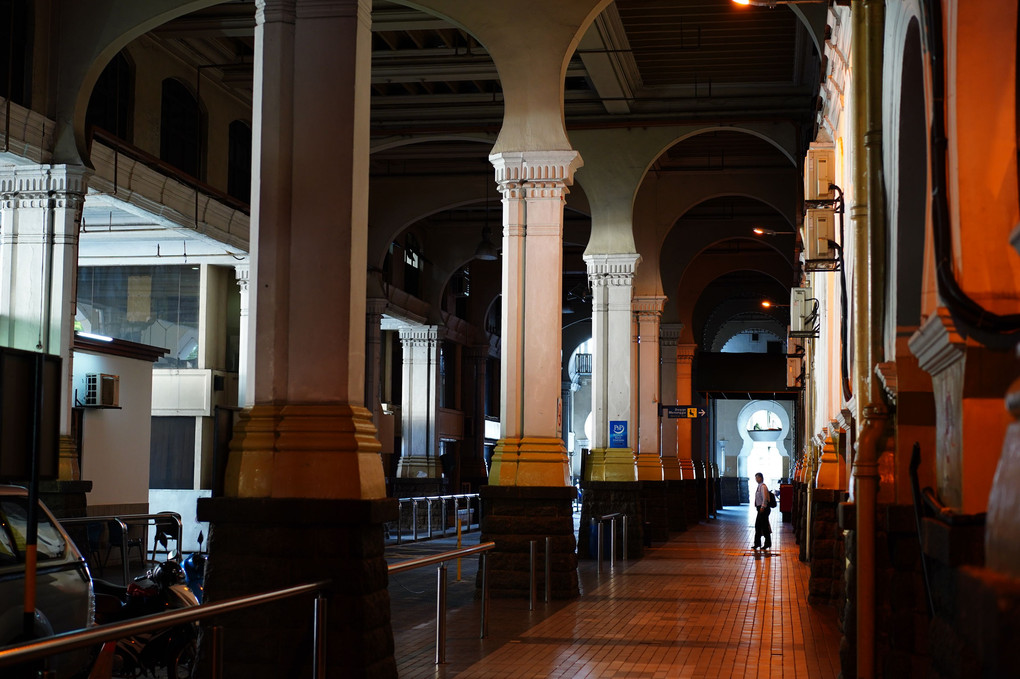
665,480,688,532
577,481,642,561
640,481,670,543
197,497,398,679
479,485,579,599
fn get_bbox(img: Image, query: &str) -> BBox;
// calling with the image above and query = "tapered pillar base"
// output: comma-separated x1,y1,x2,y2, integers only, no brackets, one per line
225,403,386,499
590,447,637,482
635,453,664,481
489,437,570,486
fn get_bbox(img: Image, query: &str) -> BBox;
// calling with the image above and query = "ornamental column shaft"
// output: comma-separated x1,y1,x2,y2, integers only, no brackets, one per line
585,253,640,481
676,344,697,479
488,151,580,487
0,164,89,479
397,326,440,478
224,0,384,500
634,297,666,480
659,324,682,480
234,262,252,407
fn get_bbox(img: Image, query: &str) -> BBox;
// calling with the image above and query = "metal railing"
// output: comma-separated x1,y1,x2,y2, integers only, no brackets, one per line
392,493,480,543
62,512,184,586
388,541,494,665
0,580,330,679
592,513,629,574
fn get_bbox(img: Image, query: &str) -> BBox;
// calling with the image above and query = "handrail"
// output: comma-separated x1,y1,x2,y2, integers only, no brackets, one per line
388,541,495,664
0,580,330,668
387,540,494,574
393,493,480,543
62,512,185,586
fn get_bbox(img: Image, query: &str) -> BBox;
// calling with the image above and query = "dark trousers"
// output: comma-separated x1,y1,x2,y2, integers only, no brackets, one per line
754,506,772,548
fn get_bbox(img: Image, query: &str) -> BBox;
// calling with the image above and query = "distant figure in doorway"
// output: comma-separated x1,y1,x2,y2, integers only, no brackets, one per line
752,472,772,552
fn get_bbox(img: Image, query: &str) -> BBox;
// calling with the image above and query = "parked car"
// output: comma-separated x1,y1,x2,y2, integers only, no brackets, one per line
0,485,95,678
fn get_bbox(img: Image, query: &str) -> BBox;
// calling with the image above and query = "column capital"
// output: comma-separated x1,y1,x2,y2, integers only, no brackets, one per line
584,252,640,282
633,295,666,317
489,149,582,189
908,307,968,376
660,323,684,346
256,0,296,24
0,164,90,211
234,260,251,289
365,297,388,317
398,325,442,345
678,344,697,363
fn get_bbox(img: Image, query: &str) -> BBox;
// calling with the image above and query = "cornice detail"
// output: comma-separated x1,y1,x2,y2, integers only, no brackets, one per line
633,296,666,316
257,0,297,25
908,307,967,376
584,252,639,281
398,325,442,346
875,361,898,406
659,323,684,345
489,150,583,188
0,165,90,211
678,343,697,362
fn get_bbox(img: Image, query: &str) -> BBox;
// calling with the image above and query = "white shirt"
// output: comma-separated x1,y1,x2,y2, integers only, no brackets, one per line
755,481,769,508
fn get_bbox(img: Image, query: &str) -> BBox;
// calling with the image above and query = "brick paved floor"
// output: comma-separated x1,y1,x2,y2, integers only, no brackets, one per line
388,505,841,679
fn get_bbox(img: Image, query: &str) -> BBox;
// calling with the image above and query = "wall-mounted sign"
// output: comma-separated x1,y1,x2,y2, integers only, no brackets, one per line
609,420,628,447
660,405,706,419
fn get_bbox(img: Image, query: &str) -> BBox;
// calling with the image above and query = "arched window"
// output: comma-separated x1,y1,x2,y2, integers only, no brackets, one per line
86,53,133,141
160,79,202,178
227,120,252,203
0,0,30,107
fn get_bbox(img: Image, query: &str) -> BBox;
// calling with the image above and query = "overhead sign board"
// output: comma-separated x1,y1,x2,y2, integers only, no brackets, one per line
660,405,705,419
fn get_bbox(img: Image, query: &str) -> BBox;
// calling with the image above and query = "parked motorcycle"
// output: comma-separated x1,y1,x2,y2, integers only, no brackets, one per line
92,553,199,678
182,532,206,604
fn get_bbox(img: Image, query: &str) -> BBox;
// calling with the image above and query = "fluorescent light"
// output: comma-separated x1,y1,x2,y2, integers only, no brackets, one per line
77,332,114,342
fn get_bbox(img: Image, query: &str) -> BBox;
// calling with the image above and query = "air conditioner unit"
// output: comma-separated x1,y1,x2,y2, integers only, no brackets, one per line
804,146,835,201
790,288,819,338
803,209,836,260
85,373,119,407
787,356,804,389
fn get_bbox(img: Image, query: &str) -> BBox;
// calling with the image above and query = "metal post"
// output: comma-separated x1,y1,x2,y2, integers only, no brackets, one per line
609,517,617,569
480,552,489,639
529,540,537,611
596,521,604,574
544,536,551,603
435,563,447,665
427,499,434,540
622,515,628,561
412,500,419,542
210,625,223,679
440,496,447,536
396,500,403,544
313,592,327,678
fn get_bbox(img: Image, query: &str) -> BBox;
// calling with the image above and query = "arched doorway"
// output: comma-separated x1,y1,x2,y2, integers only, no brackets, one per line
735,400,792,502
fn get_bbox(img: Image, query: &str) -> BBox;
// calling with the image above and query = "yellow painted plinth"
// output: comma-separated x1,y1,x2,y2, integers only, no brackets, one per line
225,403,387,500
488,437,569,486
816,435,841,490
58,435,80,481
598,447,637,482
678,459,696,480
635,453,664,481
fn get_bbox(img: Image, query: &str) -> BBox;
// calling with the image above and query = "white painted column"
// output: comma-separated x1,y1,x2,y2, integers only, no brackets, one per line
585,253,639,482
364,299,386,426
234,262,252,407
226,0,385,500
488,150,580,487
659,324,682,480
0,164,89,479
396,326,440,478
634,296,666,480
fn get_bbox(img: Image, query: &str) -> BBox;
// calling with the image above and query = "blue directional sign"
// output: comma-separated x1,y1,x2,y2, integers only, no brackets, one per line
660,405,706,419
609,421,628,447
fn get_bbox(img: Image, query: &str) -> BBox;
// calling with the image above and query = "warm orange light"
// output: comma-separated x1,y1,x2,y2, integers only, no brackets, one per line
732,0,751,4
761,300,773,308
753,227,765,235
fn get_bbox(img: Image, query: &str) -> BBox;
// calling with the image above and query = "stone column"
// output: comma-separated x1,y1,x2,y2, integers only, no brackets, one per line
397,326,441,479
198,3,396,677
659,324,682,480
364,299,386,426
234,261,252,407
585,253,640,481
634,296,666,480
488,150,580,488
460,346,490,486
676,344,698,479
0,164,90,482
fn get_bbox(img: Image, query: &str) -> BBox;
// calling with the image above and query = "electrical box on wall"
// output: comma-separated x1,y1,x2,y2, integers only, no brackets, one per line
789,287,818,338
84,373,120,407
804,146,835,201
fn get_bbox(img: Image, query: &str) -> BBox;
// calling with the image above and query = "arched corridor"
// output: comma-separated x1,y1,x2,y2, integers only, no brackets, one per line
389,508,839,678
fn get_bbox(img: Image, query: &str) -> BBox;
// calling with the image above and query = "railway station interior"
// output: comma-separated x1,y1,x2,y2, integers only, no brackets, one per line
1,0,1019,677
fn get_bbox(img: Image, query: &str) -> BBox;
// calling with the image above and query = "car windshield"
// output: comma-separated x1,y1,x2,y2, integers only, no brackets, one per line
0,498,67,561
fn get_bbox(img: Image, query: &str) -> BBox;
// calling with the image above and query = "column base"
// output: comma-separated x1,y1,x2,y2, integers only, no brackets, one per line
678,459,696,480
395,455,439,479
591,447,636,482
635,453,664,481
577,481,644,560
662,460,682,481
197,496,397,679
225,403,386,499
478,485,578,598
489,437,569,486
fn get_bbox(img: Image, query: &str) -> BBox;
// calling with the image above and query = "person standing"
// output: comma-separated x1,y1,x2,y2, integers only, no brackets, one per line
752,472,772,552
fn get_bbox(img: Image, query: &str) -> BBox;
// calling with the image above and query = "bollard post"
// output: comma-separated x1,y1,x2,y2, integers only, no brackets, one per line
436,563,447,664
544,536,552,603
622,514,628,561
480,552,489,639
456,517,463,581
609,517,617,569
427,499,434,540
210,625,223,679
440,496,447,536
313,591,327,678
412,500,419,541
596,521,604,574
529,540,537,611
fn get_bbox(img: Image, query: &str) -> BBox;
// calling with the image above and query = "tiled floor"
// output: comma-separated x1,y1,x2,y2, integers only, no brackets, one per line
388,505,841,679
